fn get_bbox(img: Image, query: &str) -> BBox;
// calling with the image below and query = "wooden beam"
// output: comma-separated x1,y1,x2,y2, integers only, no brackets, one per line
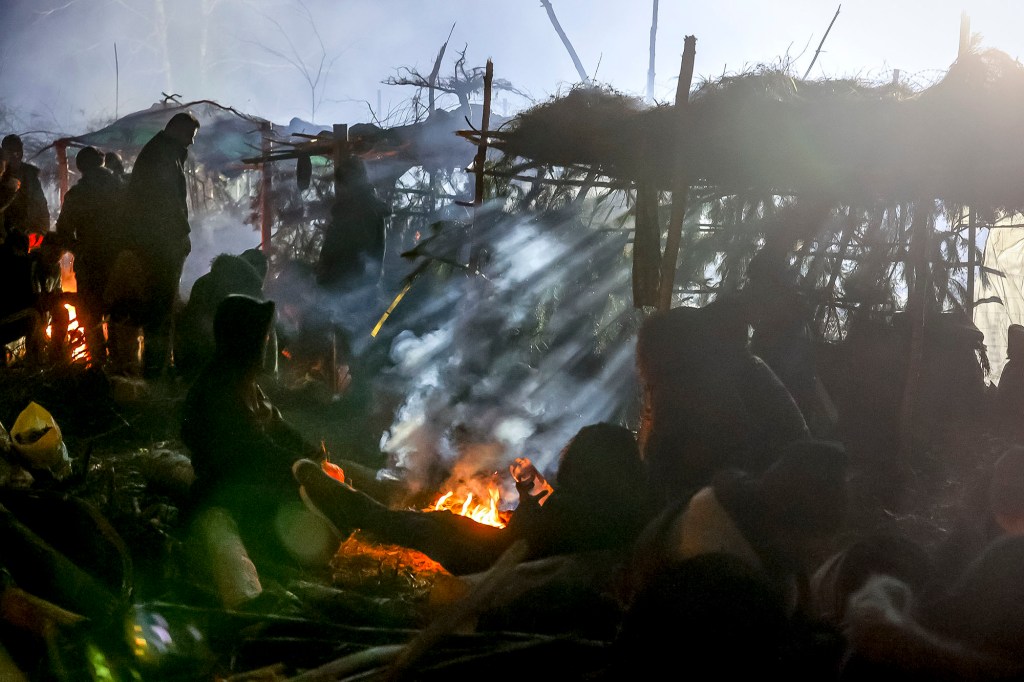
657,35,697,311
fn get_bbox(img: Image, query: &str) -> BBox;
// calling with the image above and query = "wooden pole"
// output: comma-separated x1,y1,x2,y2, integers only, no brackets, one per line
646,0,659,103
803,4,841,80
657,35,697,311
898,202,932,463
332,123,348,201
473,60,493,208
539,0,589,84
54,140,69,207
959,12,971,58
967,207,976,316
259,121,273,254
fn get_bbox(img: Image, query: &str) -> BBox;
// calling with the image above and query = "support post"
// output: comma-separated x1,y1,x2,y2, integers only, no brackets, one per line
332,124,349,201
259,121,273,254
967,207,976,316
473,60,494,208
55,140,70,207
899,202,932,464
657,35,697,311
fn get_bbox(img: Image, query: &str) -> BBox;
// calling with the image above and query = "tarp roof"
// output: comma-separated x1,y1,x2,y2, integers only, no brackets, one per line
68,99,270,176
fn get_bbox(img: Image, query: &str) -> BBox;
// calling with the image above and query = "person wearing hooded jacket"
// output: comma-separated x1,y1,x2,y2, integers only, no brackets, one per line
55,146,124,363
122,112,200,381
180,294,328,579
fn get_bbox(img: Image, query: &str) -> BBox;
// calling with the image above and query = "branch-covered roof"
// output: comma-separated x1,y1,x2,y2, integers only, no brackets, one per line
490,48,1024,210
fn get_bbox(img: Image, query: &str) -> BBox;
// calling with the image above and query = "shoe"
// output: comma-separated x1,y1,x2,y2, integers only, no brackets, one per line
292,459,379,538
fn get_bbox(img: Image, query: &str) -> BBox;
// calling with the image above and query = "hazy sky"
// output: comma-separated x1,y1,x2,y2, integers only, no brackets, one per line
3,0,1022,137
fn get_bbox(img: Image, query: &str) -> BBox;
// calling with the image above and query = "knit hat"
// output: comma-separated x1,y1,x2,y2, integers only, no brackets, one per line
213,295,275,368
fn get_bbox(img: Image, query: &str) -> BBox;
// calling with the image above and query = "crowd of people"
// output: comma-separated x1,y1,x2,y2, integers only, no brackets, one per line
1,112,201,380
8,111,1024,679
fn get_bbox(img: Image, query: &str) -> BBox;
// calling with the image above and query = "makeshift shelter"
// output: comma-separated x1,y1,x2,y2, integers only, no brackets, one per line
54,99,275,251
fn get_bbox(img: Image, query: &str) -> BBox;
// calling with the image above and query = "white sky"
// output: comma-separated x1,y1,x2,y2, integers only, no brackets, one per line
2,1,1022,136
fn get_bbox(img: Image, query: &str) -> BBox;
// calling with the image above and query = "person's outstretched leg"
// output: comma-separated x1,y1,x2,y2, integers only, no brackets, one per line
292,459,511,575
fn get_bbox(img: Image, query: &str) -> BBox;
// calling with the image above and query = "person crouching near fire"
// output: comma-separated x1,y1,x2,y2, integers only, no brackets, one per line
179,294,334,605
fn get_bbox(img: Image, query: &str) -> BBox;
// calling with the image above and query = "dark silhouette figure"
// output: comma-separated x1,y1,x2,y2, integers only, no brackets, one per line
103,151,128,185
636,299,810,507
316,154,388,288
55,146,124,363
0,134,50,240
995,324,1024,442
0,230,47,365
291,422,658,576
121,112,200,381
174,248,276,381
180,295,327,575
744,247,835,437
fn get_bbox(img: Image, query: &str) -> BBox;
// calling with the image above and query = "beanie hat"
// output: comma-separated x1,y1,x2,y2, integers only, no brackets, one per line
213,295,275,367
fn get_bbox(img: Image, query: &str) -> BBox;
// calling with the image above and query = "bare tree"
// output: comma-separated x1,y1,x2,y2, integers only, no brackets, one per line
242,0,342,122
384,46,529,123
539,0,589,84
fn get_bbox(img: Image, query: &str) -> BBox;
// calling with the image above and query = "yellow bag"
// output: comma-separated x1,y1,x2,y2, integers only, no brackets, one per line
11,401,71,478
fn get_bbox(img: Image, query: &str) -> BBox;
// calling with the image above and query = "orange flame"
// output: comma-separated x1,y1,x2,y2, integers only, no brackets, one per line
431,483,509,528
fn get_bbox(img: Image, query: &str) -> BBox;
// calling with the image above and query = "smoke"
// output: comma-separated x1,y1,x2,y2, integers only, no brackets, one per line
359,200,641,506
180,206,264,300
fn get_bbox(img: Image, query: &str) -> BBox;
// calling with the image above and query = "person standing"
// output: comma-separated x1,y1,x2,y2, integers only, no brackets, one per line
0,134,50,240
55,147,124,364
122,111,200,381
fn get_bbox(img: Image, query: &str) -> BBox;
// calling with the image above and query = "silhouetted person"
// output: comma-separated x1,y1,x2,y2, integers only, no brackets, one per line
0,134,50,240
316,154,388,288
55,146,124,363
636,299,810,507
103,151,128,186
122,111,200,381
0,230,47,365
995,324,1024,442
744,246,834,437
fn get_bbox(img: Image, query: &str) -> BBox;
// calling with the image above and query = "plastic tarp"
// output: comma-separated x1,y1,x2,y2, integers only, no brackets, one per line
70,100,270,176
973,215,1024,383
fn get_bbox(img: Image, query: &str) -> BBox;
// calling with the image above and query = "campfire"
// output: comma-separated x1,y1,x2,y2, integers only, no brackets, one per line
43,250,89,362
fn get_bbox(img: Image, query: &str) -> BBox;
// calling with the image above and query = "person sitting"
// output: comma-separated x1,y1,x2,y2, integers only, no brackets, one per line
179,294,331,589
174,247,276,382
995,323,1024,442
636,298,811,507
291,422,659,576
55,146,124,364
